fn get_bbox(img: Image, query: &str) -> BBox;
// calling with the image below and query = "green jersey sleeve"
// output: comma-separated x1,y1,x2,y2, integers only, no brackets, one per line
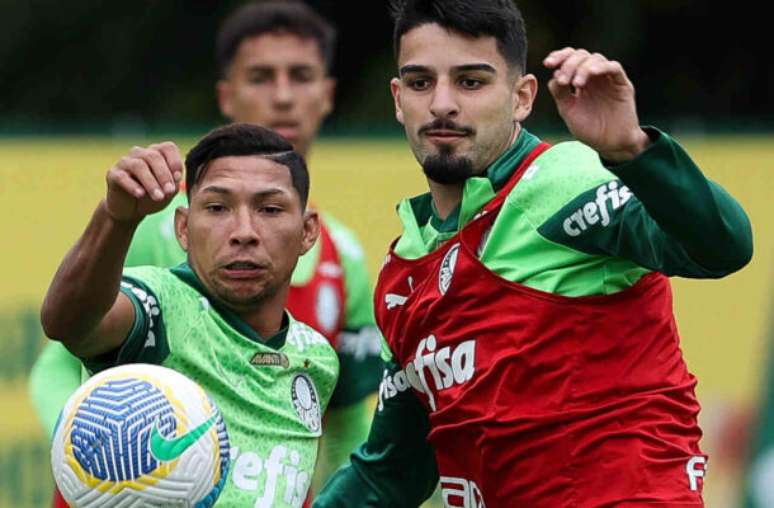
313,360,438,508
81,268,170,373
28,341,84,438
534,128,753,277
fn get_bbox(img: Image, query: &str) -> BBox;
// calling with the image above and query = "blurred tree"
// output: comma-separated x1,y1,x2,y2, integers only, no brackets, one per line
0,0,769,134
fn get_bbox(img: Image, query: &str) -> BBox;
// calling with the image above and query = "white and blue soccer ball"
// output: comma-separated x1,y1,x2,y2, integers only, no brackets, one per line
51,363,230,508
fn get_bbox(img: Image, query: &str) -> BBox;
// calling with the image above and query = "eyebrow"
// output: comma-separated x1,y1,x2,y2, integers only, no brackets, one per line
399,63,497,76
198,186,289,199
246,63,315,73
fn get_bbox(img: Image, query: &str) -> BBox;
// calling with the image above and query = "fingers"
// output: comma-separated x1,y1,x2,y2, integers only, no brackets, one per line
543,47,630,89
112,143,181,201
148,141,184,184
107,167,146,199
547,76,573,103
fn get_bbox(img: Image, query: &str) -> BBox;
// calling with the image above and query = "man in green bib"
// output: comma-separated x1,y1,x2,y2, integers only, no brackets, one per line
30,2,381,494
41,123,340,507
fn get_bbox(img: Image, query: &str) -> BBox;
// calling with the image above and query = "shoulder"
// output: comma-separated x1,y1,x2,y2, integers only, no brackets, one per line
121,266,197,311
506,141,617,225
126,194,187,268
286,317,337,355
122,266,177,288
320,211,366,263
133,193,186,239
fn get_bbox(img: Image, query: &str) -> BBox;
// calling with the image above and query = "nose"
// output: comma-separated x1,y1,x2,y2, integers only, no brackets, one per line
429,79,459,119
229,208,259,247
272,73,294,110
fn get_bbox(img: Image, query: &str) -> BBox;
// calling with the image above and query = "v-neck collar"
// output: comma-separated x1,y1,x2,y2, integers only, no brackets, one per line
170,263,288,349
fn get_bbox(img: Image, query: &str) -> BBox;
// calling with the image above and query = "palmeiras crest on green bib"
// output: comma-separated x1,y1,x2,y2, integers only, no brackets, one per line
291,373,322,434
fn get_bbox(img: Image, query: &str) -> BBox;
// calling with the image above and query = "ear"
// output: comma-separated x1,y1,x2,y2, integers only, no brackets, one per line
300,210,320,256
174,205,190,252
320,77,336,118
390,77,405,125
512,73,538,123
216,79,234,120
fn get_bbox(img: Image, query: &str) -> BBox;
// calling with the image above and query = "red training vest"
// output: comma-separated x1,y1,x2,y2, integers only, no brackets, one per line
288,219,347,348
374,144,706,507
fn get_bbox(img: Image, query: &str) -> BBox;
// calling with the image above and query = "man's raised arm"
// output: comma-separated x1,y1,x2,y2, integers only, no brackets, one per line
40,143,182,358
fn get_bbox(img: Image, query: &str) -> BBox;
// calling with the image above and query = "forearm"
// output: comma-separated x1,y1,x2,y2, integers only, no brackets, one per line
41,201,137,348
607,128,753,274
314,365,438,507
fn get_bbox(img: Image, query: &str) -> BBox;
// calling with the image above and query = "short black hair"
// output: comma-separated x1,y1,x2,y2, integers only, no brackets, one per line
390,0,527,73
185,123,310,208
216,0,337,78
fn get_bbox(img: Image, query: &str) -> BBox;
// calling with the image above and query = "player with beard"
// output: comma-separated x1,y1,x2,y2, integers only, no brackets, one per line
313,0,753,506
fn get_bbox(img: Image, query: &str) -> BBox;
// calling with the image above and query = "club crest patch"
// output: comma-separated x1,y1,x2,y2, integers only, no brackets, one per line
439,243,460,295
291,374,321,434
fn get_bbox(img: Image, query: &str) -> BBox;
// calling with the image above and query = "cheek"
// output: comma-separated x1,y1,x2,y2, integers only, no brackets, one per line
400,99,424,124
188,221,223,259
269,224,304,257
299,91,329,123
236,87,269,110
475,101,514,136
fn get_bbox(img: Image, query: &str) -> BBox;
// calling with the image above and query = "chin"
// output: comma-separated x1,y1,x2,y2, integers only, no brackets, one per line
214,282,269,307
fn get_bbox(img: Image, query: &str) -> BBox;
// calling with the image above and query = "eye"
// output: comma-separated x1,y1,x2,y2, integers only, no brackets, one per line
290,68,315,84
205,204,227,214
260,205,284,215
459,77,484,90
247,71,273,85
407,78,432,91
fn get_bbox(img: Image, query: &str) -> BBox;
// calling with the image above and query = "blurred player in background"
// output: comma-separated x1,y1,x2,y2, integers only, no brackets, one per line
42,123,340,507
742,334,774,506
313,0,753,506
30,1,381,505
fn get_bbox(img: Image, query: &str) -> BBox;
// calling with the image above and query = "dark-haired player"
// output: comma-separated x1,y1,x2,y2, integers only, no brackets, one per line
314,0,753,506
31,3,381,503
42,123,340,507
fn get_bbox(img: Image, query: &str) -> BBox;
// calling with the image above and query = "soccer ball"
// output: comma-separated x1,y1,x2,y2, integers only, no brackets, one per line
51,363,230,508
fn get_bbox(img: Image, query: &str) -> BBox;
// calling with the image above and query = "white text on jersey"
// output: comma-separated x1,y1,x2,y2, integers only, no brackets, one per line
379,335,477,411
230,445,309,508
563,180,633,237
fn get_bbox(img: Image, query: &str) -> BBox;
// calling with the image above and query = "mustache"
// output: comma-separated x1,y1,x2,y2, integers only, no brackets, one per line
418,119,475,136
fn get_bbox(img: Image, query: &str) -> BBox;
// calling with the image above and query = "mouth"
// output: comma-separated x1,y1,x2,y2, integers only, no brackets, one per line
220,260,268,279
271,122,301,141
422,129,471,143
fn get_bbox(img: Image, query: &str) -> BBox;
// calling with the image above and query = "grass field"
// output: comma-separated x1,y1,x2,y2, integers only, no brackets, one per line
0,134,772,506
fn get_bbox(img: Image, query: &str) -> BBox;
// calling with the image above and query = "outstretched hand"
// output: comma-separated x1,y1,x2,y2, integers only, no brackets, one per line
105,142,183,223
544,48,650,163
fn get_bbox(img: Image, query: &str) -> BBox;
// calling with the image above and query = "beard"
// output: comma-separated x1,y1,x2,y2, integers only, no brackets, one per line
421,143,476,185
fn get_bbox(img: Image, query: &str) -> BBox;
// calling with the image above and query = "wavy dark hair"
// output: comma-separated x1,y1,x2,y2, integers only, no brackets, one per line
390,0,527,73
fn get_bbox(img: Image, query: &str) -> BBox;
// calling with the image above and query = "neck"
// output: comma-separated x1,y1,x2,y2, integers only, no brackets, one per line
231,286,289,340
185,261,289,341
427,124,522,220
428,179,464,221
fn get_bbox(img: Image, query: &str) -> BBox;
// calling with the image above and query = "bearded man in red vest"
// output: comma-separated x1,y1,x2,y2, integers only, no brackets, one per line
313,0,753,506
